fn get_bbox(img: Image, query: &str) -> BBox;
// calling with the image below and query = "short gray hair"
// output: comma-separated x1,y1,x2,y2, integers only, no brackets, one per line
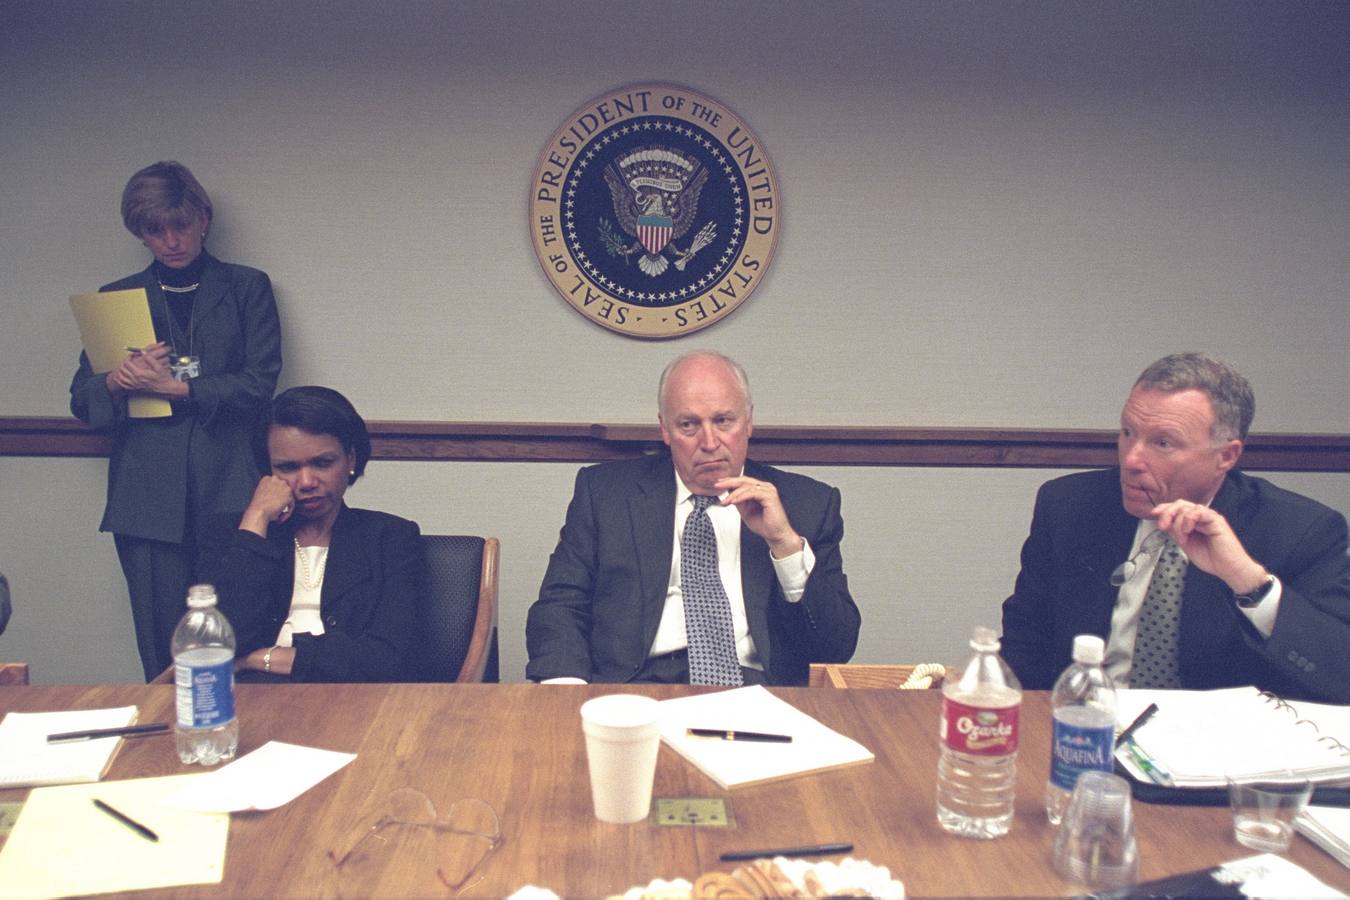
657,350,752,417
1133,352,1255,442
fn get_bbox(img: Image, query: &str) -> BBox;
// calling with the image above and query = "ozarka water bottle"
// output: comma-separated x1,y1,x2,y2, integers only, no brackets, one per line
937,626,1022,839
172,584,239,765
1046,634,1118,825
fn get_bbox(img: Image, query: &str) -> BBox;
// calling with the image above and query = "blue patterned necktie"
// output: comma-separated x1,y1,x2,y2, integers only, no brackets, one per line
681,495,744,686
1132,538,1188,688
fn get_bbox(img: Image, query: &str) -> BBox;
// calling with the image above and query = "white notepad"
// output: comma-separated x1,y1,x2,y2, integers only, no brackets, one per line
0,706,139,788
659,686,874,789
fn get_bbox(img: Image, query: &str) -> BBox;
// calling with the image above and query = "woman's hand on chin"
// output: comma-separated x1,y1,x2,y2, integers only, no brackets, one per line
238,475,294,537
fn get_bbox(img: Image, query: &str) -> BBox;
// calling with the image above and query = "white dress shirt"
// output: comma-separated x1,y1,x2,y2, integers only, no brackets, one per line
544,469,815,684
275,544,327,647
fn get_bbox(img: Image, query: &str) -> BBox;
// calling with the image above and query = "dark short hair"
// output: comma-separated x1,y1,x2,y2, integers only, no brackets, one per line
1133,352,1255,442
121,161,213,238
253,387,371,485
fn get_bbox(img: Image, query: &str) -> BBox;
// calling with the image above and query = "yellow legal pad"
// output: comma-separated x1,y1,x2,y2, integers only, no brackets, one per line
0,774,227,898
69,288,171,418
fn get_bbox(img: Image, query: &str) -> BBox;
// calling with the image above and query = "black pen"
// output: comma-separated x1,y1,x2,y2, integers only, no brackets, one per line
48,722,171,743
93,798,159,842
687,728,793,743
1117,703,1159,746
721,841,852,862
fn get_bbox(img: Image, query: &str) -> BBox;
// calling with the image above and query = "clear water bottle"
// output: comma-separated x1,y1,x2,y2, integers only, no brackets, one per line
172,584,239,766
1046,634,1118,825
937,626,1022,839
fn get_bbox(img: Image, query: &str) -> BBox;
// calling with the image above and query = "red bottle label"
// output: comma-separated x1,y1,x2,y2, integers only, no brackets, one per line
941,697,1019,755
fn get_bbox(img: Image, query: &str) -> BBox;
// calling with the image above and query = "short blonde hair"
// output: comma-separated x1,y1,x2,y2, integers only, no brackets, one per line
120,161,212,238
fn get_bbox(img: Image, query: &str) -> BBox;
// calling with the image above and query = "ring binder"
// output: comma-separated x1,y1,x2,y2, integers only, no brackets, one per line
1114,687,1350,789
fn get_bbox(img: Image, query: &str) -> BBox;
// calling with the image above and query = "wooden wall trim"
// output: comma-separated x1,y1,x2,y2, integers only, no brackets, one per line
2,416,1347,471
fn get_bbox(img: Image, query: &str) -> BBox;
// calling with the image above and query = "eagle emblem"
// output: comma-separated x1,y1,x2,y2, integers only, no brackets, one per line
600,147,716,277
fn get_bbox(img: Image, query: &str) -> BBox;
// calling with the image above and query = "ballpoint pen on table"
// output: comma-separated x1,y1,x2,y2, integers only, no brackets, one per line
687,728,793,743
93,798,159,842
1117,702,1159,746
720,842,853,862
48,722,171,743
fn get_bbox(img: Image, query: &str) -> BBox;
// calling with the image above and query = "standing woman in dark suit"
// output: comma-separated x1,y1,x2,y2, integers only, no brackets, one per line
200,386,423,682
69,161,282,681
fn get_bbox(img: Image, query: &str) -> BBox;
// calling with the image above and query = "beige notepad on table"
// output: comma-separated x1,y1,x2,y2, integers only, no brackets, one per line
0,774,227,898
69,288,171,418
659,685,875,789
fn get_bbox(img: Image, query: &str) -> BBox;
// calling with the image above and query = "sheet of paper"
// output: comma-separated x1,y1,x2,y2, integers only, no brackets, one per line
163,740,356,812
1214,853,1346,899
659,685,874,790
1299,805,1350,870
69,288,171,418
0,774,227,899
0,706,138,788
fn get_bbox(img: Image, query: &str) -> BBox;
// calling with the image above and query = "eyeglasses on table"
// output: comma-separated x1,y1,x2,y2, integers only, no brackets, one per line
328,787,504,894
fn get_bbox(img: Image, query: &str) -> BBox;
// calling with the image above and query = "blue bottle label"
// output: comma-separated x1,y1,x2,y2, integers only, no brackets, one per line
175,657,235,728
1050,719,1114,790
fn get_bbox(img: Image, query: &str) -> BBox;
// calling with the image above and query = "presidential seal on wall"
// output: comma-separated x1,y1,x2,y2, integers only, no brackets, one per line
530,83,780,338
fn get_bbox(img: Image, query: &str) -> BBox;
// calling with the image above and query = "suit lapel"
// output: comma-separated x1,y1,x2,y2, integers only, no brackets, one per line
740,461,776,672
190,254,230,338
319,506,369,616
1073,482,1138,635
133,265,172,343
630,457,676,655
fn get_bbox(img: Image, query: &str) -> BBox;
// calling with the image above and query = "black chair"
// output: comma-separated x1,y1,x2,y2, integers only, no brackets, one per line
416,535,500,682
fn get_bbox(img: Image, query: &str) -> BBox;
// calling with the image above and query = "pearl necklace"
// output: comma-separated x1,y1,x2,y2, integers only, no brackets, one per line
294,539,328,591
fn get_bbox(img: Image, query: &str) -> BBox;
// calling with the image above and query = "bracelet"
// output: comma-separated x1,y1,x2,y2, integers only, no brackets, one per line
263,646,276,673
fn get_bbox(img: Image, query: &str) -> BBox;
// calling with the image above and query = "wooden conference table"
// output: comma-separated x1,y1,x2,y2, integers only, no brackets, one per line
2,683,1348,898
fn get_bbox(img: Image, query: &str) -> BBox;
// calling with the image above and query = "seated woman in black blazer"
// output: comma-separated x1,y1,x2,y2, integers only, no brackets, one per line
200,386,423,682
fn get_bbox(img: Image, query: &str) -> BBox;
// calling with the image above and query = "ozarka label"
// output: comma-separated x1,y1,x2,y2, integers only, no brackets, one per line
941,697,1019,755
529,83,780,338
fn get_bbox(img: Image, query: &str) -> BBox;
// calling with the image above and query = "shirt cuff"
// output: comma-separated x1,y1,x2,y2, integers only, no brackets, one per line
1237,576,1282,638
541,676,589,685
772,537,816,603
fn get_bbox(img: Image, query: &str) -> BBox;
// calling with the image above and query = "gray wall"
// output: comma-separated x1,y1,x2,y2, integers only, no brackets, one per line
1,1,1347,683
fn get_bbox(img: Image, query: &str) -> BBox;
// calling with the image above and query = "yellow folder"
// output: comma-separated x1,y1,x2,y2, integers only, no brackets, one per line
69,288,172,418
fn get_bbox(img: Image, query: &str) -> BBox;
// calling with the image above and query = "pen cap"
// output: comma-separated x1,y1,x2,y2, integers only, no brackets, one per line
1071,635,1105,665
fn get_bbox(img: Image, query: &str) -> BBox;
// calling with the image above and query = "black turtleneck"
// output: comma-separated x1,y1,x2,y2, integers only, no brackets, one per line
152,251,206,354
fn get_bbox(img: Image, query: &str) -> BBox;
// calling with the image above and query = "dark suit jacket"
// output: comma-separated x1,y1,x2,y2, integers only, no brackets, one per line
526,453,860,685
69,254,282,545
199,505,424,682
1001,468,1350,702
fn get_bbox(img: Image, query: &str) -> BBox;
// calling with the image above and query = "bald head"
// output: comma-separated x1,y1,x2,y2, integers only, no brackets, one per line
657,351,754,494
657,350,752,420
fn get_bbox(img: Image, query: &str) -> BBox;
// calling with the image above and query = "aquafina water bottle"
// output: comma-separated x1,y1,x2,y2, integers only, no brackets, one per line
1045,633,1118,824
172,584,239,765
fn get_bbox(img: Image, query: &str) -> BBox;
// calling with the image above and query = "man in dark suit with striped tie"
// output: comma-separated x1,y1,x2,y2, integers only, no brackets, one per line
526,351,860,686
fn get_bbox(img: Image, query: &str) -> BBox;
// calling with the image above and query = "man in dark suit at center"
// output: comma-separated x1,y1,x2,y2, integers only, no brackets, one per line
526,351,860,685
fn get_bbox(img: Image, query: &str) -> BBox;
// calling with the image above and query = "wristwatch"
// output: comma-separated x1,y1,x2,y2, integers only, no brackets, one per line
1236,575,1277,609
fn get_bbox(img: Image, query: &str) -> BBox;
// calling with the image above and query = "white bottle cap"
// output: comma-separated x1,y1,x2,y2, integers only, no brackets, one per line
970,625,1001,652
1071,634,1105,665
186,584,218,608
